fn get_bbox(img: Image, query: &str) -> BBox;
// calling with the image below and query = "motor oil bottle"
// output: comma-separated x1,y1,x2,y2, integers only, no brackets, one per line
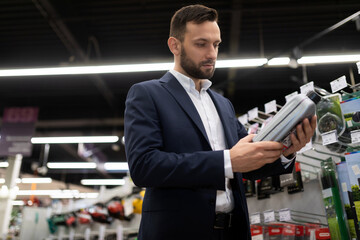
253,91,321,150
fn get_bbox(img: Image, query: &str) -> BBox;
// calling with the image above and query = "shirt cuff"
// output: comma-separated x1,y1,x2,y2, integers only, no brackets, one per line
224,150,234,179
280,154,296,169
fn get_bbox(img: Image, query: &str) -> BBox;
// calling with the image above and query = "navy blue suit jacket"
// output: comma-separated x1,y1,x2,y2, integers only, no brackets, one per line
124,72,293,240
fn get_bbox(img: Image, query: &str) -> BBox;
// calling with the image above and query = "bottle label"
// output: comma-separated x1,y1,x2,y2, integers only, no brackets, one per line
282,129,297,150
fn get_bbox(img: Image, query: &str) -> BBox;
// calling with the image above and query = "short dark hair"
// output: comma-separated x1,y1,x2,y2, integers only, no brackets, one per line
170,4,218,42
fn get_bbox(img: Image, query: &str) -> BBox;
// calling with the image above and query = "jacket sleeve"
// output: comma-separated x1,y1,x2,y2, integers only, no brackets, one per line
124,83,226,190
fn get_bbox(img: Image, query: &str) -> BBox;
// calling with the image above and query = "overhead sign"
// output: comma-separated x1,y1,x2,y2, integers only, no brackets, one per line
0,107,39,157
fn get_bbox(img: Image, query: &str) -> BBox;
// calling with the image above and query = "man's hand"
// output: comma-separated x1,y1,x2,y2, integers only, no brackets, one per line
283,115,317,157
230,134,283,173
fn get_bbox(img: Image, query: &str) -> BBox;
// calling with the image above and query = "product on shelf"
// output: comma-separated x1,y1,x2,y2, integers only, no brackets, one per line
316,93,348,153
336,161,360,239
340,91,360,132
89,203,113,224
256,179,270,200
253,90,320,150
258,176,283,195
287,162,304,194
295,225,305,240
107,197,127,220
77,209,92,224
282,223,296,240
244,178,256,197
320,158,350,239
251,224,264,240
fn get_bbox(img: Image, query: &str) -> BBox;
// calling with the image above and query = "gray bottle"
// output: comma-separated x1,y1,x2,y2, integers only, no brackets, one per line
253,91,321,149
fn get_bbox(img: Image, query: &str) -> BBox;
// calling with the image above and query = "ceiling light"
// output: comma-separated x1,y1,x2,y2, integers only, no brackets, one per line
47,162,97,169
21,178,52,184
31,136,119,144
267,57,290,66
104,162,129,171
0,62,174,77
0,162,9,168
216,58,268,68
0,178,21,184
298,54,360,64
81,179,125,185
17,190,63,196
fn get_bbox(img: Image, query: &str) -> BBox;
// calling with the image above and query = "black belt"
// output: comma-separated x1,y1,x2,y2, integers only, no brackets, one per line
214,212,233,229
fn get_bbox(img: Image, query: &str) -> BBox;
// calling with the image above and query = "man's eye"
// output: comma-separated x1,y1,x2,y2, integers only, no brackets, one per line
196,43,206,47
214,44,220,49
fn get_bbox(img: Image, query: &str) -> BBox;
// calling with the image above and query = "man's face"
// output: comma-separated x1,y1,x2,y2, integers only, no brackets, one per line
179,21,221,80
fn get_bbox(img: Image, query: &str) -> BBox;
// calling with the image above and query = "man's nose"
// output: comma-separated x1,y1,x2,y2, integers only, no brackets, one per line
206,45,217,59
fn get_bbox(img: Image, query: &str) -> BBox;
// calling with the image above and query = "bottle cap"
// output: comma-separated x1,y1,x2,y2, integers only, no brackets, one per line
306,91,321,104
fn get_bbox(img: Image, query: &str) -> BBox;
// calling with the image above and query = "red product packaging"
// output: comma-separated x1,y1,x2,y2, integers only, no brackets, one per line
269,223,283,240
315,228,331,240
282,224,296,240
295,225,305,240
251,225,263,236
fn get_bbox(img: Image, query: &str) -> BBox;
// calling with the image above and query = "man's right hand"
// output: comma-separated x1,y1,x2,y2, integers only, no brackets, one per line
230,134,283,173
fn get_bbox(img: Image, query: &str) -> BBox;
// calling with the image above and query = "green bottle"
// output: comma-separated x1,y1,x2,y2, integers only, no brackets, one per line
320,158,350,240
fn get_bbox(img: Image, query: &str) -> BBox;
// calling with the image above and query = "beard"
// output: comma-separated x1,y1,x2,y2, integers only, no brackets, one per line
180,47,216,80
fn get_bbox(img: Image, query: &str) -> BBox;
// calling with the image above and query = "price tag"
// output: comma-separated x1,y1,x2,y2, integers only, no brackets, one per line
351,130,360,144
321,130,338,145
248,107,259,121
352,165,360,175
341,182,348,192
263,210,275,223
238,114,248,125
285,91,298,102
250,213,261,224
300,81,314,95
265,100,277,114
279,209,291,222
330,76,347,93
357,61,360,74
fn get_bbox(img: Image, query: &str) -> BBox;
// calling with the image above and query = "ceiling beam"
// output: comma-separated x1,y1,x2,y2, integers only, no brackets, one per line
32,0,119,115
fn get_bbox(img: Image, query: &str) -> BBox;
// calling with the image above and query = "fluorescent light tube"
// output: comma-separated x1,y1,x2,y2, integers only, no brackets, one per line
31,136,119,144
0,62,175,77
21,178,52,184
216,58,267,68
17,190,62,195
47,162,97,169
0,162,9,168
81,179,125,185
268,57,290,66
0,178,21,184
104,162,129,171
298,54,360,64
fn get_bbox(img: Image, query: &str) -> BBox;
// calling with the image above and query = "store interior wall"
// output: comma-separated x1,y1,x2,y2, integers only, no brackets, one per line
246,179,326,217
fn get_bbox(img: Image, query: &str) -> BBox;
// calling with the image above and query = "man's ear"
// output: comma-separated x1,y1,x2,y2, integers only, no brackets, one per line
168,37,181,56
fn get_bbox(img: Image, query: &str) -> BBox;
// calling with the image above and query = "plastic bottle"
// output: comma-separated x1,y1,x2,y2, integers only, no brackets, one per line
253,91,321,149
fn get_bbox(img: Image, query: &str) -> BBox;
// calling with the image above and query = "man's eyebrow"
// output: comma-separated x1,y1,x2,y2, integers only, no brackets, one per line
193,38,222,43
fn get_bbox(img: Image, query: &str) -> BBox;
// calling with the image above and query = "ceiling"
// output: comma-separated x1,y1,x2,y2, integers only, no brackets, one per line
0,0,359,188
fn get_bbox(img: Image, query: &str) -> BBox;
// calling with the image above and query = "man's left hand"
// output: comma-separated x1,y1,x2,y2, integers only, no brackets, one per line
283,115,317,157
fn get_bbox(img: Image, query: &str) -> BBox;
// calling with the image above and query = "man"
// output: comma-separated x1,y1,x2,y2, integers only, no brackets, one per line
124,4,316,240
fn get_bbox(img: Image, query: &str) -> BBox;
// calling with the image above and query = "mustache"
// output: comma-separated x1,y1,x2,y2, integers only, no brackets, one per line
201,60,215,65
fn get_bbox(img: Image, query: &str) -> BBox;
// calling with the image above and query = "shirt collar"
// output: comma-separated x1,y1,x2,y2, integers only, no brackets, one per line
169,69,212,93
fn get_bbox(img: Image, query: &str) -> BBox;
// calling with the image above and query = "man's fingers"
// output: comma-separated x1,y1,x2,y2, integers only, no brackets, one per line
240,134,256,143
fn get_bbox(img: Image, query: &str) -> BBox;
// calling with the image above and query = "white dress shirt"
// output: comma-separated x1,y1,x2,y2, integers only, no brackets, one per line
169,69,294,213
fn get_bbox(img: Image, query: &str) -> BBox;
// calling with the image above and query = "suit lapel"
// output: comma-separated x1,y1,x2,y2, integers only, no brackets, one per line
160,72,210,145
207,90,236,148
